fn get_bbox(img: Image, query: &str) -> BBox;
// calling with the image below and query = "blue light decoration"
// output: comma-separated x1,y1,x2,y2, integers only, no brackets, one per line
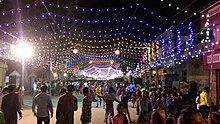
0,11,163,42
0,1,173,24
176,30,182,55
0,1,174,44
168,36,172,55
161,37,165,57
188,22,194,49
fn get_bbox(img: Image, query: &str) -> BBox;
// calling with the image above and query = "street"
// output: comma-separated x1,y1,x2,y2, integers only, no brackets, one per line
18,95,138,124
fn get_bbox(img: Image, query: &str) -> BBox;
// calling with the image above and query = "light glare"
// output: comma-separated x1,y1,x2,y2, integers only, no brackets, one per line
11,42,33,60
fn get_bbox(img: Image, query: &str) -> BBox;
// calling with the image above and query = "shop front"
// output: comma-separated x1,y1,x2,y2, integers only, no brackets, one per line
203,50,220,106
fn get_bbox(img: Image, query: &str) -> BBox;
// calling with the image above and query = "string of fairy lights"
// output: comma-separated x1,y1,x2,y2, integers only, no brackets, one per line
0,0,218,76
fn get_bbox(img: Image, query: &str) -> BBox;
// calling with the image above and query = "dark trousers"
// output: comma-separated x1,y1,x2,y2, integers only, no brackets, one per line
5,119,17,124
96,96,102,107
37,116,50,124
5,115,17,124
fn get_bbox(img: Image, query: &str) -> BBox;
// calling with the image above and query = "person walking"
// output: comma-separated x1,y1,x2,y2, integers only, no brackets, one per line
199,87,211,107
1,85,22,124
32,85,53,124
103,87,120,124
96,85,102,107
81,87,92,124
56,85,78,124
121,91,134,123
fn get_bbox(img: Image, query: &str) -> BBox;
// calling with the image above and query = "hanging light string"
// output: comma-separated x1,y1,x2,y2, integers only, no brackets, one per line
0,28,19,40
155,26,214,67
0,12,163,43
158,0,199,28
138,16,218,69
40,0,61,34
124,0,142,35
153,0,218,42
0,0,217,44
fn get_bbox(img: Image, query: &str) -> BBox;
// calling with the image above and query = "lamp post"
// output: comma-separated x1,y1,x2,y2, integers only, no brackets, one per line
11,42,33,107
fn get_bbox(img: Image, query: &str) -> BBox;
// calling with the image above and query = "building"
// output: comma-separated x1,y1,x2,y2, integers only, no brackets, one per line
201,0,220,106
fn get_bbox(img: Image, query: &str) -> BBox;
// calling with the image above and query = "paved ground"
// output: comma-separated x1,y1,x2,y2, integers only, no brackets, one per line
18,94,139,124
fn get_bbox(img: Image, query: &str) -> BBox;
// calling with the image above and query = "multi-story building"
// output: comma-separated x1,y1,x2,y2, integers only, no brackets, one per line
201,0,220,106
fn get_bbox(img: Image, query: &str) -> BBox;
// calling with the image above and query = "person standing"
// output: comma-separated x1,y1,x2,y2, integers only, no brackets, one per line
103,87,120,124
17,85,24,106
75,83,80,95
0,87,9,110
121,92,134,123
113,103,128,124
89,83,96,101
96,85,102,107
139,90,152,123
81,87,92,124
199,105,211,124
51,81,56,96
2,85,22,124
56,85,78,124
178,107,204,124
60,88,67,96
150,99,166,124
0,87,8,124
164,104,178,124
137,111,150,124
136,90,142,115
33,81,37,97
32,85,53,124
199,87,211,107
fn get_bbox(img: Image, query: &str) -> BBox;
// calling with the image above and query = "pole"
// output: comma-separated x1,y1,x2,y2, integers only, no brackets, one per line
210,39,214,99
49,61,52,95
49,38,52,95
21,59,25,108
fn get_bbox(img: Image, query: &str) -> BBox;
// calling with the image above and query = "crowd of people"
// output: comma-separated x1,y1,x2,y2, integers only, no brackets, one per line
0,81,219,124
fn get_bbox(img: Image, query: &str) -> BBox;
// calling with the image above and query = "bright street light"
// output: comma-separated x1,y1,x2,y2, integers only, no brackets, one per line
11,42,33,60
11,41,33,107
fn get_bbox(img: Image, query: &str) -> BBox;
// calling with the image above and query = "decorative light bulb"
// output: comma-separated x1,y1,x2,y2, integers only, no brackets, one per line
73,49,78,54
115,50,120,55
